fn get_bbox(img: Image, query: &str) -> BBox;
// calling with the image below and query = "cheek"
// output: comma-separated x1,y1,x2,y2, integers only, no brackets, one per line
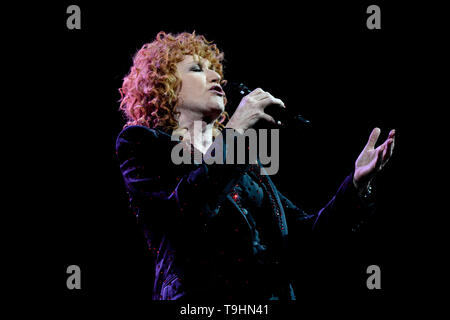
180,81,203,101
177,82,191,101
183,74,205,90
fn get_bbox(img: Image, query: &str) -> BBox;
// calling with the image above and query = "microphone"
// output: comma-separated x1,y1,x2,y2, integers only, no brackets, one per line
226,82,311,128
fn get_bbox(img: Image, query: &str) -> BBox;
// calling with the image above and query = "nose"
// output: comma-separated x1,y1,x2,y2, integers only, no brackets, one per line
207,69,221,84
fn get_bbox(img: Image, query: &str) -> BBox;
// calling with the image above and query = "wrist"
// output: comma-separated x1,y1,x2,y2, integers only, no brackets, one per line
353,175,369,195
225,121,245,135
353,177,373,199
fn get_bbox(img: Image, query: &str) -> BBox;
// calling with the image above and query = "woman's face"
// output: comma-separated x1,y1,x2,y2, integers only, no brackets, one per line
175,55,225,121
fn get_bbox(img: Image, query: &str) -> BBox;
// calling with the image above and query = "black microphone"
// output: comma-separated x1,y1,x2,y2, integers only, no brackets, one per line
226,82,311,128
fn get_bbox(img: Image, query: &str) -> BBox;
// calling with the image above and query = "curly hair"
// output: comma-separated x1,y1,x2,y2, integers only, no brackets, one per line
119,31,228,136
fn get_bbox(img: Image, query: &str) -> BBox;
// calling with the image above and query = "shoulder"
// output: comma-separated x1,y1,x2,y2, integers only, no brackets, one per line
117,125,171,142
116,125,174,155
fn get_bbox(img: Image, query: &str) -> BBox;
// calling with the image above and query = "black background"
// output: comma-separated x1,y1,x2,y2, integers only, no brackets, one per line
10,0,444,317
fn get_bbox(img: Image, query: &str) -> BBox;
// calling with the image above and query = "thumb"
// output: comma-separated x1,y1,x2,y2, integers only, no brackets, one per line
365,127,381,150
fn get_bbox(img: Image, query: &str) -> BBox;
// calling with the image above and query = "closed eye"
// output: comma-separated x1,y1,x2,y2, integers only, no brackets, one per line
190,63,203,72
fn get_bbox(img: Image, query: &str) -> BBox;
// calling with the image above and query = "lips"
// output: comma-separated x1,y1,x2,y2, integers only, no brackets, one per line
209,85,225,96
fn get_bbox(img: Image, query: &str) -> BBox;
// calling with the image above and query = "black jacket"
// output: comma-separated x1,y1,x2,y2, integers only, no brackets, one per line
116,125,373,300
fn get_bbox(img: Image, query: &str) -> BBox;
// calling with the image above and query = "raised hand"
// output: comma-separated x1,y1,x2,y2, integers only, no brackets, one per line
353,127,396,193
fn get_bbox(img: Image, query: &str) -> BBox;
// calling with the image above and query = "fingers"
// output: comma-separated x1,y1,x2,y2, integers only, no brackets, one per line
250,88,286,109
388,129,396,139
375,146,384,171
259,112,277,125
365,127,381,150
381,129,396,163
259,92,285,109
369,128,396,174
388,129,396,156
382,139,393,162
250,88,266,99
261,96,286,110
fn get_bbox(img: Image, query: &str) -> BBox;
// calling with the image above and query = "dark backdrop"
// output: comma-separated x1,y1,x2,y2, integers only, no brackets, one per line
18,0,437,316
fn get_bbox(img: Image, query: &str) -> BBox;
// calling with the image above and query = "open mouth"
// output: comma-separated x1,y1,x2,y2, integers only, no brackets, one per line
209,85,225,96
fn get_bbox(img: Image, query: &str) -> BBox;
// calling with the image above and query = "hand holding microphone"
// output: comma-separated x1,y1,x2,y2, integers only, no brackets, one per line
225,87,287,133
225,82,311,131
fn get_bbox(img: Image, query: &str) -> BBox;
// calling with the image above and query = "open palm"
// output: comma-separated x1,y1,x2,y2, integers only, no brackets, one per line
353,127,396,190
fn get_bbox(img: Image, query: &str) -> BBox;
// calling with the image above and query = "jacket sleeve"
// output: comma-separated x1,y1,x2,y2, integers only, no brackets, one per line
116,125,250,230
280,172,376,241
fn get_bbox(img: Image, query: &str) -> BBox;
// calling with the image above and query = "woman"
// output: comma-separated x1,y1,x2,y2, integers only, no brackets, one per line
116,31,395,300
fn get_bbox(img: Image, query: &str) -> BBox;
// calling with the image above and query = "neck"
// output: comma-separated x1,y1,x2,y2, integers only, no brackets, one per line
174,111,216,154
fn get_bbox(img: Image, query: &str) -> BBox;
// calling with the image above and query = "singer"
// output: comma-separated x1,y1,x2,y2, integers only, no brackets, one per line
116,31,395,300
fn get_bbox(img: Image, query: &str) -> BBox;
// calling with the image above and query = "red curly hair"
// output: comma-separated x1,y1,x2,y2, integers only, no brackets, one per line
119,31,228,135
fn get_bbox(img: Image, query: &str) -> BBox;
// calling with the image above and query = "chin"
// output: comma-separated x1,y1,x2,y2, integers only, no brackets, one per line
203,103,225,122
208,100,225,112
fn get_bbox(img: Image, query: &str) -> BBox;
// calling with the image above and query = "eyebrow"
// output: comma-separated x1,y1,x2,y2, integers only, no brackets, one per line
191,59,212,69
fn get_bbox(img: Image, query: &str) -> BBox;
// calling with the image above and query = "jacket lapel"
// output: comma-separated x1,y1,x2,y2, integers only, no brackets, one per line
228,162,289,239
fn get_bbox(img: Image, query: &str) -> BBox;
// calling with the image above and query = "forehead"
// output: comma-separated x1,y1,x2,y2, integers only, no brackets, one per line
179,54,211,67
